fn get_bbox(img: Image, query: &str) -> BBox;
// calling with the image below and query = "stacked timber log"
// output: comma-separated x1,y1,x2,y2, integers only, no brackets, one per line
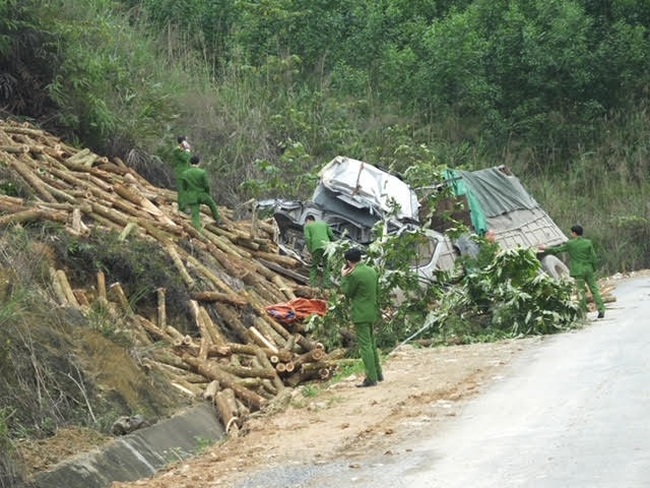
0,119,345,435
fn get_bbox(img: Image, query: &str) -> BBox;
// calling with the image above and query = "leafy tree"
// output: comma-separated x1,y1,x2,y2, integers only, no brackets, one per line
125,0,236,74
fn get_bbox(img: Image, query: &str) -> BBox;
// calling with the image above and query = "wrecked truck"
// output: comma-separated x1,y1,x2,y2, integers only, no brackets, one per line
258,156,570,282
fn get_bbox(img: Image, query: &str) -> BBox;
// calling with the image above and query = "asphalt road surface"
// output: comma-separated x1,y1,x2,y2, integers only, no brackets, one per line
238,275,650,488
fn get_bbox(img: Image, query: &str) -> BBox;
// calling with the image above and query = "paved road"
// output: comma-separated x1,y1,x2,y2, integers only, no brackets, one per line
238,276,650,488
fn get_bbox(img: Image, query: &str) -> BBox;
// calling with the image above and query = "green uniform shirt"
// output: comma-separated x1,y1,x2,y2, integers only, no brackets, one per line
304,220,334,253
341,263,380,323
179,166,211,204
546,237,598,277
172,147,191,181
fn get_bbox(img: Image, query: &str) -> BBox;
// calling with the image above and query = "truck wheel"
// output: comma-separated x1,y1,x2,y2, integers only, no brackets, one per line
540,255,569,279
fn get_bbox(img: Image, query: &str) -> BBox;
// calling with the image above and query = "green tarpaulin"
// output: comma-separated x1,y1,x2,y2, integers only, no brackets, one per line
444,166,540,235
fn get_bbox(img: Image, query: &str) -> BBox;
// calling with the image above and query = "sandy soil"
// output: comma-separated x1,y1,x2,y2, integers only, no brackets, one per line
109,337,545,488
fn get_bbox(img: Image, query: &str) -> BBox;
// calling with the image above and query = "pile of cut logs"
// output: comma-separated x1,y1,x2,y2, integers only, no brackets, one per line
0,119,348,436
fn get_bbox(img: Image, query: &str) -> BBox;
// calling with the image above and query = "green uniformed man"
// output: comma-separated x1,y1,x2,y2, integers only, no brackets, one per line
540,224,605,318
340,248,384,388
178,155,222,231
172,136,192,211
304,215,335,287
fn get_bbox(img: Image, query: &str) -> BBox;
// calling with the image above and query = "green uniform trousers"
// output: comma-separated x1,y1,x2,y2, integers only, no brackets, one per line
188,193,221,230
309,248,331,288
575,271,605,314
354,320,382,383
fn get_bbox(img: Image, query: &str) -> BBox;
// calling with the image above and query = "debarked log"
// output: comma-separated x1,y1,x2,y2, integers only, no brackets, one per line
189,300,213,360
164,244,195,289
142,359,208,384
48,267,68,305
181,354,267,410
292,348,325,368
257,258,310,287
284,369,320,388
247,326,279,353
156,287,167,329
299,358,359,372
134,315,173,343
0,208,68,227
202,380,220,402
170,379,204,398
192,291,247,307
215,388,241,437
252,250,300,269
217,363,278,380
0,195,26,213
198,306,228,347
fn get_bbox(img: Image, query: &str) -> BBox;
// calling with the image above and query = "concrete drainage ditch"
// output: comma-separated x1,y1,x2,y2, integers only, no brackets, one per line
28,402,224,488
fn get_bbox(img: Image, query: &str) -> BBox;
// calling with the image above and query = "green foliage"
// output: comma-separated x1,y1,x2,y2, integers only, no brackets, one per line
0,180,18,197
240,139,318,200
41,0,186,149
309,225,581,352
193,435,214,454
429,248,583,343
2,0,650,275
300,384,320,398
131,0,235,73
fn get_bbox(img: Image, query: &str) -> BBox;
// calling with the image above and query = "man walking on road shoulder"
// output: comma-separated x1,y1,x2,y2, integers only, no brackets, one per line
304,215,335,288
341,248,384,388
540,224,605,318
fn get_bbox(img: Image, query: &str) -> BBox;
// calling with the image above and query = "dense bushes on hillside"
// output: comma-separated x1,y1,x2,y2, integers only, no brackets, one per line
0,0,649,270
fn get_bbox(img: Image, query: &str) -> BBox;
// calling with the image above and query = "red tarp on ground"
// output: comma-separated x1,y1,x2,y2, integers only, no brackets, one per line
265,298,328,325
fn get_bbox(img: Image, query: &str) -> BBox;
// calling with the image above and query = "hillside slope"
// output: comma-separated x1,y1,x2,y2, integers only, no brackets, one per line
0,119,340,479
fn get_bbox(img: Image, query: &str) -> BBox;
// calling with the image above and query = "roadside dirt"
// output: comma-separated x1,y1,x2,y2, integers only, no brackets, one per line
110,336,546,488
107,273,634,488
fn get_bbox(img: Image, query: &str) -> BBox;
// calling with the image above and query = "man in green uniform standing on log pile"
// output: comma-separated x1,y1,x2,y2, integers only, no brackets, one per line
341,248,384,388
172,135,192,212
179,155,222,231
539,224,605,318
304,215,335,288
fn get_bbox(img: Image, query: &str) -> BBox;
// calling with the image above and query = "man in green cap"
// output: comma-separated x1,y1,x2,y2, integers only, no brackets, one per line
179,155,222,231
341,248,383,388
540,224,605,318
304,215,335,287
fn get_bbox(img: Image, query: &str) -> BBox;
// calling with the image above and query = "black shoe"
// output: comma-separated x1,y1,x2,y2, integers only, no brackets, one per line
356,378,377,388
377,374,384,382
597,311,605,319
